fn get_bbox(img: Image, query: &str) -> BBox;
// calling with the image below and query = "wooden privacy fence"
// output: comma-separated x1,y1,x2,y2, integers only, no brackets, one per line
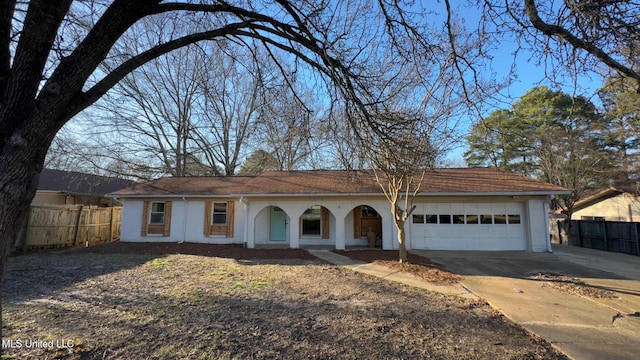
554,220,640,256
18,205,122,250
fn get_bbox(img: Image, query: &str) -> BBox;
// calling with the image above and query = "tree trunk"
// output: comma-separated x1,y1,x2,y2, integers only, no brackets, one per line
0,108,56,341
0,146,47,342
390,197,409,263
396,219,408,263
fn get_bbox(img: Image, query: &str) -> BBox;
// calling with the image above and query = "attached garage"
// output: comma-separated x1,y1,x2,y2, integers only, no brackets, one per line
410,202,526,251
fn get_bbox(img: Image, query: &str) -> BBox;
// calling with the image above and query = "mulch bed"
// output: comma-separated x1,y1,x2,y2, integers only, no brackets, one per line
334,250,462,284
334,249,437,265
65,240,317,260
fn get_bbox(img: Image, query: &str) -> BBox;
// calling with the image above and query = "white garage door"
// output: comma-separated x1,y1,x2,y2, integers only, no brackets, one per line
410,203,526,251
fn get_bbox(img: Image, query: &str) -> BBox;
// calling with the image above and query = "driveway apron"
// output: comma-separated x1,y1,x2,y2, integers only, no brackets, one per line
411,246,640,360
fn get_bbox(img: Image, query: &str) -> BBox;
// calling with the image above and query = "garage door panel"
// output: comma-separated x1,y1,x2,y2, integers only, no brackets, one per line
450,203,465,213
411,202,526,251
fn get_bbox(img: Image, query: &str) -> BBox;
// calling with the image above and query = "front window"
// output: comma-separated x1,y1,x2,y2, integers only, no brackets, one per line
302,205,321,236
361,206,379,218
150,202,165,225
212,202,228,225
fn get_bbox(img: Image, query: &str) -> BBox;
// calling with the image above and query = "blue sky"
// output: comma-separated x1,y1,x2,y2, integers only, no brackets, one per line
440,9,607,165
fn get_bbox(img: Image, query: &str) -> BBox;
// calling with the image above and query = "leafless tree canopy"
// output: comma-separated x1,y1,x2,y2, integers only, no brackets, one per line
2,0,481,273
480,0,640,91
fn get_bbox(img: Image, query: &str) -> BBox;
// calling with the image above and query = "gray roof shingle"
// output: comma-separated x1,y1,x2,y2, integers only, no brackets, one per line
39,169,137,196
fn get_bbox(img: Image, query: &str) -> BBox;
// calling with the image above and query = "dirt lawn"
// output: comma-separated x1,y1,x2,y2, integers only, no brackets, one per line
2,244,566,359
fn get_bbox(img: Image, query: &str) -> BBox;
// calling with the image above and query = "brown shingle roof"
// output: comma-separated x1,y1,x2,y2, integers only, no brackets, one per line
111,176,251,196
110,168,568,197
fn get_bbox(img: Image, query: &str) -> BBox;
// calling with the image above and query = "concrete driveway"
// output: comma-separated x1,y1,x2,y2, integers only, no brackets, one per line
410,245,640,360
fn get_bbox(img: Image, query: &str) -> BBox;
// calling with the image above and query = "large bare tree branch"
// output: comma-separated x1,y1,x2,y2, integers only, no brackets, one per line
524,0,640,90
71,22,252,119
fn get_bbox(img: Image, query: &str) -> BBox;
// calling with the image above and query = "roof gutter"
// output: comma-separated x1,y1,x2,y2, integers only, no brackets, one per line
110,190,570,199
106,194,238,199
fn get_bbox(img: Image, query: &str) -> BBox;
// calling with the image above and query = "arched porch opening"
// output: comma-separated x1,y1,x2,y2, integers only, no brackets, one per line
298,205,335,247
348,205,383,248
253,205,291,246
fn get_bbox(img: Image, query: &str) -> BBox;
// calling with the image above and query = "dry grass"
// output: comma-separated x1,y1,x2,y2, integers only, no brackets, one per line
2,250,566,359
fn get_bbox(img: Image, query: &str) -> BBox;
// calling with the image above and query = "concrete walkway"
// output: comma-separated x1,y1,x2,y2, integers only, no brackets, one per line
306,249,478,298
309,247,640,360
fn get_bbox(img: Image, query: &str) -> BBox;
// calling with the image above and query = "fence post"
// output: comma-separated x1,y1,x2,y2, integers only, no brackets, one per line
602,219,608,252
109,207,115,241
635,223,640,257
576,220,582,247
72,205,84,246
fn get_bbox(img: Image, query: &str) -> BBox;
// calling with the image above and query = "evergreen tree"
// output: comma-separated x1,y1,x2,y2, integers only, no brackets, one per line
465,86,612,218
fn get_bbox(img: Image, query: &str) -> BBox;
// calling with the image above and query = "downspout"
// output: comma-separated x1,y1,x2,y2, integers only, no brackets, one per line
180,196,188,244
240,196,249,248
545,196,552,253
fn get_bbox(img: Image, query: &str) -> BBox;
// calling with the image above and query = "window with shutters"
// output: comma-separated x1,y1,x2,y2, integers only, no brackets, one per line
142,200,172,236
212,202,227,225
204,201,235,237
150,202,165,225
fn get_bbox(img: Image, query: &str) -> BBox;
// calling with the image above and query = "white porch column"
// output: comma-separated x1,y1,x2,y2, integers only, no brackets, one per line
289,215,300,248
243,199,254,248
335,216,346,250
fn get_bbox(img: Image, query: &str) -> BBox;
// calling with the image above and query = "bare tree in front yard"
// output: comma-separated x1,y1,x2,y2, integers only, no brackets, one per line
368,111,435,263
353,20,474,263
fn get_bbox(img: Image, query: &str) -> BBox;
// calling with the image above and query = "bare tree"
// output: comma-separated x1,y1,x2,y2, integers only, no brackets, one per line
45,126,91,173
368,111,435,263
0,0,483,335
101,45,210,176
89,17,268,177
326,108,370,170
256,80,327,170
190,44,266,175
480,0,640,91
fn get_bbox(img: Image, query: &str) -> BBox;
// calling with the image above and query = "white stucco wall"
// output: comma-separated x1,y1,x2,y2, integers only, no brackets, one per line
526,199,550,252
244,197,394,250
120,195,552,252
120,198,244,244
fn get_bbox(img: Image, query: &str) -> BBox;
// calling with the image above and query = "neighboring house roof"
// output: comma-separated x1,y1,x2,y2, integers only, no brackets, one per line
571,186,640,213
110,168,568,197
38,169,137,197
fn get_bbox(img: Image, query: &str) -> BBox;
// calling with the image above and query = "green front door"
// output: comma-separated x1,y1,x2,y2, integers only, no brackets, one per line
269,206,287,241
